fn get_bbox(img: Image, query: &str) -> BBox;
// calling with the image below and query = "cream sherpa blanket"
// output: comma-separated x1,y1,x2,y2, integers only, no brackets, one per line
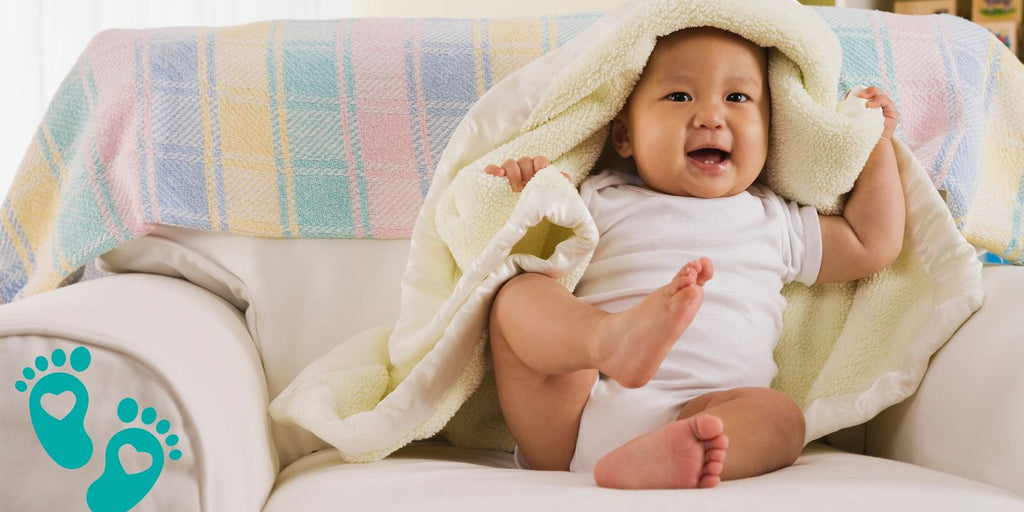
270,0,983,462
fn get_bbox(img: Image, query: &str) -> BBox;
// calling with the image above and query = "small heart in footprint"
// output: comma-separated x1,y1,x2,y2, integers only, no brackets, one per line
119,444,153,475
40,391,76,421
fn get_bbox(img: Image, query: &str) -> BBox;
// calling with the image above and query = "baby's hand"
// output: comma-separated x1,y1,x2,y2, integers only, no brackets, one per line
857,86,898,140
484,156,550,192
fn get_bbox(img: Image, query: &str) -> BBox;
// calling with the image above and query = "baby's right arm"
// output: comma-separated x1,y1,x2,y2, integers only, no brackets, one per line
816,87,904,283
484,156,551,192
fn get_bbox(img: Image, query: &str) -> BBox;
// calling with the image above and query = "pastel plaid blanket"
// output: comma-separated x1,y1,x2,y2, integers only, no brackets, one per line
0,8,1021,303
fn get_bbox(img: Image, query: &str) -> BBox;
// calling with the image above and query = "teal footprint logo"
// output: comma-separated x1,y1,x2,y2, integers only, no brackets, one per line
14,346,185,511
87,397,183,512
14,347,94,469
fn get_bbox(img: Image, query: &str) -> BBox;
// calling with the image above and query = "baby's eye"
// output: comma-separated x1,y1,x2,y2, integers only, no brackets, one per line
726,92,750,102
666,92,692,102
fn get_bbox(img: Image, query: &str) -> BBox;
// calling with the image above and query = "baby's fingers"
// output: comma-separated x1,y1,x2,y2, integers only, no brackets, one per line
856,86,885,99
858,87,891,108
865,97,892,109
857,86,898,138
485,156,554,192
517,156,539,183
513,156,549,191
502,159,526,191
533,156,550,172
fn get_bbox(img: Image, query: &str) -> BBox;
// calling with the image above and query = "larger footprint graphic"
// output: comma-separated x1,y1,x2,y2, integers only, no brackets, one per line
87,397,183,512
14,346,94,469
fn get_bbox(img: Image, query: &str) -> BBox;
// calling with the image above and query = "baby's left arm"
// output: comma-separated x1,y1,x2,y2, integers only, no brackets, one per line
816,87,905,284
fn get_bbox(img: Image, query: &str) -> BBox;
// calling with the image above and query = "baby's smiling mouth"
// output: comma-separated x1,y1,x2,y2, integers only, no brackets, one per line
687,148,730,165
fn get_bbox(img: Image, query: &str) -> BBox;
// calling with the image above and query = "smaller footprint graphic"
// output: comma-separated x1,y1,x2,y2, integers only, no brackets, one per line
14,346,94,469
87,397,183,512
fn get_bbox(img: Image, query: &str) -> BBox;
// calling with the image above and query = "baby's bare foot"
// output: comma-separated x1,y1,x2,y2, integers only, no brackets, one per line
592,257,712,388
593,414,728,489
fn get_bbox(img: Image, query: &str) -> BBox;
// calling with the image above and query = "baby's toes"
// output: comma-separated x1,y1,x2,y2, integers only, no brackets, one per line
706,445,727,463
697,473,721,489
694,257,714,284
692,414,725,441
667,281,703,317
704,458,725,477
705,433,729,451
669,267,697,292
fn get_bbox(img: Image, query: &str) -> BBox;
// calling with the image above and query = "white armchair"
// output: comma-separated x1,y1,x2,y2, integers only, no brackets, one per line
3,228,1023,510
2,3,1023,511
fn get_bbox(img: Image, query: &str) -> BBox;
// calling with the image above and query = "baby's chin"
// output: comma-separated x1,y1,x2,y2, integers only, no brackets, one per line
647,180,749,199
686,187,749,199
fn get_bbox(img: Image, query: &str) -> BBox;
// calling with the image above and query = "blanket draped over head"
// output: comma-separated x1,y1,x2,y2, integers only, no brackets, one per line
269,0,983,462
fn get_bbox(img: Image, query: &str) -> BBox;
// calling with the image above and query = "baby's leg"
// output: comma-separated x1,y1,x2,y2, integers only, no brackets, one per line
490,281,596,470
490,259,710,470
593,387,804,489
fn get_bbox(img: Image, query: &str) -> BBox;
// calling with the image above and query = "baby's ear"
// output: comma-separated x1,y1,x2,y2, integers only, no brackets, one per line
610,117,634,158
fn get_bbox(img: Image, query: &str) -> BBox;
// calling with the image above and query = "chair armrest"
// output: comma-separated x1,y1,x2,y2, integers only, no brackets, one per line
0,274,277,512
865,265,1024,496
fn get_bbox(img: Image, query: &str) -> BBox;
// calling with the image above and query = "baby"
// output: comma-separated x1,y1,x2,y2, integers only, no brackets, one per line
484,27,902,489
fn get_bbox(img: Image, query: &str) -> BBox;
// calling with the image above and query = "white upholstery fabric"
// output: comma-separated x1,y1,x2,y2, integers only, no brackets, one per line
265,442,1024,511
866,264,1024,496
8,249,1023,510
0,274,276,512
95,227,1024,502
98,226,411,465
1,335,201,512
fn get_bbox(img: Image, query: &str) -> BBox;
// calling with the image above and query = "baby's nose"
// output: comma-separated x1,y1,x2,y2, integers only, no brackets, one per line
692,102,725,130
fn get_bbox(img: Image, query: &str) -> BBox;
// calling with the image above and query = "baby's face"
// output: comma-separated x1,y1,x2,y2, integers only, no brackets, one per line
612,28,769,198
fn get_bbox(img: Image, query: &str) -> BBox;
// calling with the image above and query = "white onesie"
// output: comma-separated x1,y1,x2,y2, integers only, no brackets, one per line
566,169,823,473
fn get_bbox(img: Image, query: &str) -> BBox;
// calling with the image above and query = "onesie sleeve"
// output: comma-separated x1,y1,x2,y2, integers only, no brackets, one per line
790,202,823,286
754,185,823,286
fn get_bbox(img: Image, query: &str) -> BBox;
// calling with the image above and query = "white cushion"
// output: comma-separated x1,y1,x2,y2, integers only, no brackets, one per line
264,442,1024,511
97,226,410,466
